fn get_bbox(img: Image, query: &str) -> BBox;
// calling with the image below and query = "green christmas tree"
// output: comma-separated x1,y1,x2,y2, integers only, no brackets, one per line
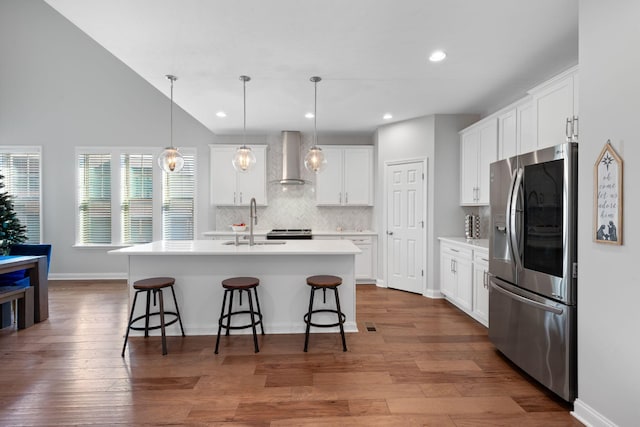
0,174,27,255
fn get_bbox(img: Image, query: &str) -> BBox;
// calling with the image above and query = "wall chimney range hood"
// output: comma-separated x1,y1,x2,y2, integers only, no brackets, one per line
278,130,307,185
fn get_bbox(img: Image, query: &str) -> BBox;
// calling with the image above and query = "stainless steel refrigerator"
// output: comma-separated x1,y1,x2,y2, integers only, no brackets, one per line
488,142,577,402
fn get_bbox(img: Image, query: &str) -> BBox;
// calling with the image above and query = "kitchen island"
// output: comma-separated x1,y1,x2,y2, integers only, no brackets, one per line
110,239,360,336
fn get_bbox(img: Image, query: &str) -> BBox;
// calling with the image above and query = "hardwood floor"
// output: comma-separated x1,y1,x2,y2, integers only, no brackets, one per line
0,281,582,426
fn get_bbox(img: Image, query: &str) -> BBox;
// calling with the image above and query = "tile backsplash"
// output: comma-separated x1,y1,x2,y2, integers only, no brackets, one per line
214,133,374,232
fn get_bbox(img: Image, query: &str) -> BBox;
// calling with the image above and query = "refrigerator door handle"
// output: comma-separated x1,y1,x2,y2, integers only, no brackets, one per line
490,280,564,315
508,168,524,271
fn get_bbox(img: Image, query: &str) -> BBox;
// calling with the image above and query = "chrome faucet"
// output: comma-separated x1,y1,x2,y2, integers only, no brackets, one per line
249,197,258,246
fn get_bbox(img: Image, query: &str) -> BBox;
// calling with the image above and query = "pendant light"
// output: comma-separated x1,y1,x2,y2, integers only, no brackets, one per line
304,76,327,173
157,75,184,173
232,75,256,172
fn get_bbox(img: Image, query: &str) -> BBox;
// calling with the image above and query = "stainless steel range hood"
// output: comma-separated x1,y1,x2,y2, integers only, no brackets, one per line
279,130,307,185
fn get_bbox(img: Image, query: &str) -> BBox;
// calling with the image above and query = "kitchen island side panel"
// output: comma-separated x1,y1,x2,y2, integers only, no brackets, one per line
126,254,356,336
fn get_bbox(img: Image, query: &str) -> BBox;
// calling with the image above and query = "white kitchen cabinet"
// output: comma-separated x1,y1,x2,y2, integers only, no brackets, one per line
497,98,534,160
315,146,373,206
440,241,473,312
472,250,489,327
210,144,267,206
460,118,497,205
313,233,377,282
439,238,488,327
529,66,579,149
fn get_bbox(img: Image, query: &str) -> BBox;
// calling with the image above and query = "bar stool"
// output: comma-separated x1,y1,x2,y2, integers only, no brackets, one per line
121,277,185,357
214,277,264,354
304,275,347,352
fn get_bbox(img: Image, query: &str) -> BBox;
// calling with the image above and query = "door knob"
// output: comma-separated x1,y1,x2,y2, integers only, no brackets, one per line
387,231,394,236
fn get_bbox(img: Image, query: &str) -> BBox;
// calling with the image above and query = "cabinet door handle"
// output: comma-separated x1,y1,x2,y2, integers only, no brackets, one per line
234,192,237,205
450,248,459,253
386,231,394,236
452,259,457,273
345,193,349,204
239,192,243,204
572,116,579,140
565,118,571,141
339,192,342,204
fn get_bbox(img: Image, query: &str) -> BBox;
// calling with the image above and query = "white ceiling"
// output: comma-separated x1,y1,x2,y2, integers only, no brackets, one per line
44,0,578,135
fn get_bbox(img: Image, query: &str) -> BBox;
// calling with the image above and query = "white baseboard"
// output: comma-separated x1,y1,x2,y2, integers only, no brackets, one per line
49,273,128,281
375,279,386,288
423,289,444,299
572,398,618,427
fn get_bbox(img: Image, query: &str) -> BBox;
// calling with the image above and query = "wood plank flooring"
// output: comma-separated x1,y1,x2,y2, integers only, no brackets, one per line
0,280,582,426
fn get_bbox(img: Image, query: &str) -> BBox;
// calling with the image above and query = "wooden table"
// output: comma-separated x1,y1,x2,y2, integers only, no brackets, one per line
0,255,48,323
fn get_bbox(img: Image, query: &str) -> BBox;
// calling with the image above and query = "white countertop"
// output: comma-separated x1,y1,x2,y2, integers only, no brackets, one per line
438,237,489,251
109,239,361,256
202,230,377,237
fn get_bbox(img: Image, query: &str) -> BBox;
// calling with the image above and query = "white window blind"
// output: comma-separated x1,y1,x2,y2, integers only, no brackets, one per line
78,153,112,244
0,148,42,243
121,153,153,244
163,153,195,240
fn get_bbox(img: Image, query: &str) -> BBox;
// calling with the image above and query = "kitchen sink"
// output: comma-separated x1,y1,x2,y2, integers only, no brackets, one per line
222,240,287,246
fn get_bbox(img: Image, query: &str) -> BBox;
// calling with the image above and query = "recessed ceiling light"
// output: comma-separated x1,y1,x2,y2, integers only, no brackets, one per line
216,111,227,118
429,50,447,62
305,112,314,119
383,113,393,120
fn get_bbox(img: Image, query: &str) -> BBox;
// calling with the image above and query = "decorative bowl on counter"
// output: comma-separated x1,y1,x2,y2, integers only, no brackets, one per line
231,224,247,232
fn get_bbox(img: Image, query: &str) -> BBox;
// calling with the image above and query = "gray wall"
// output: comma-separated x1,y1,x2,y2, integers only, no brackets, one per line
375,114,477,295
0,0,215,278
574,0,640,425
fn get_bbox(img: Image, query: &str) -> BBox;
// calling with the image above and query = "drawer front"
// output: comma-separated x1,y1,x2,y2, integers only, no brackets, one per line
441,243,472,260
474,250,489,264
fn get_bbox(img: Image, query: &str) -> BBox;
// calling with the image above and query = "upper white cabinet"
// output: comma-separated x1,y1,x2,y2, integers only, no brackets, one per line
315,145,374,206
210,144,267,206
460,118,497,205
497,98,534,160
529,66,579,149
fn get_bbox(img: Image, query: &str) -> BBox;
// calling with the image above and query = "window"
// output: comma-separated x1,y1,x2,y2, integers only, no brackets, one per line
76,148,196,246
121,154,153,244
0,147,42,243
163,153,195,240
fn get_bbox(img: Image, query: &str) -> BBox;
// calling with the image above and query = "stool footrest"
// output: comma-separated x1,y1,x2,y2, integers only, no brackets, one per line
303,309,346,328
128,311,182,332
218,310,264,331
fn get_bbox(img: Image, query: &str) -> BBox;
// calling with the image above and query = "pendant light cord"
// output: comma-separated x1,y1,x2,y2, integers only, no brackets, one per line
243,76,247,147
313,79,317,147
166,74,177,150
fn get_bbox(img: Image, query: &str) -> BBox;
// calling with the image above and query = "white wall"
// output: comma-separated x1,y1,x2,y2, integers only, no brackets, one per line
375,114,477,294
0,0,215,278
573,1,640,426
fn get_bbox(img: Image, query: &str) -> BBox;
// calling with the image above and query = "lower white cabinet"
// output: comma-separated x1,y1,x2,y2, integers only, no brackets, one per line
472,251,489,326
440,242,473,311
439,239,489,327
313,234,377,282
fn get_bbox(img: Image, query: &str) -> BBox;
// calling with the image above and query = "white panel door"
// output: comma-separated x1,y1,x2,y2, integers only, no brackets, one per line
386,161,424,294
498,108,517,160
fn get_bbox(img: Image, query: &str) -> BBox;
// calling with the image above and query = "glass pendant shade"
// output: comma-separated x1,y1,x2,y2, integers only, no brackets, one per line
158,147,184,173
304,76,326,174
304,146,326,173
232,145,256,172
159,74,184,173
232,75,254,173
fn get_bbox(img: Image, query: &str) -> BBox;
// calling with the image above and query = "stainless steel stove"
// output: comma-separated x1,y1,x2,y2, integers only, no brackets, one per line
266,229,313,240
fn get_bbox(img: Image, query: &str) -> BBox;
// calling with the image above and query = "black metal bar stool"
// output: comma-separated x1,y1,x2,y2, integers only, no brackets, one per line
121,277,185,357
214,277,264,354
304,275,347,352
